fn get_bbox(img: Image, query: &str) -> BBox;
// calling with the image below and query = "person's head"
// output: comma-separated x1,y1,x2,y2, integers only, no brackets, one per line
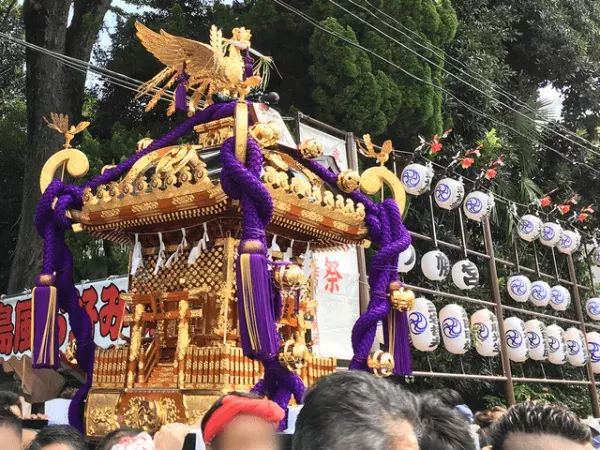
487,402,592,450
421,389,464,409
293,370,420,450
475,407,507,430
417,398,476,450
28,425,87,450
0,409,22,450
201,392,284,450
95,428,144,450
0,391,22,419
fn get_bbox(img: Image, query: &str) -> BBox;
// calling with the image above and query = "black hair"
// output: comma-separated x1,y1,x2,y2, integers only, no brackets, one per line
0,391,21,415
0,409,22,438
417,397,476,450
421,388,464,409
293,370,419,450
488,402,592,450
95,428,144,450
28,425,87,450
200,391,264,449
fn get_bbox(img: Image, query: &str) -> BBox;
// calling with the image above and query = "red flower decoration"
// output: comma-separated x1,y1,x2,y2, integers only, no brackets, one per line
461,157,475,169
431,142,443,154
540,196,552,207
485,168,497,180
557,204,571,215
578,213,589,222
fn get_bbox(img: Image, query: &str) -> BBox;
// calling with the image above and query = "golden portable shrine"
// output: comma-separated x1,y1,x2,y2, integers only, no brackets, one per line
34,21,411,438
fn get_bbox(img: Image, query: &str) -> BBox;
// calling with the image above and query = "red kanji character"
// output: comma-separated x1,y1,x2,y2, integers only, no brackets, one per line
332,147,341,163
79,287,99,325
13,300,31,354
0,303,14,355
324,258,343,294
99,284,126,341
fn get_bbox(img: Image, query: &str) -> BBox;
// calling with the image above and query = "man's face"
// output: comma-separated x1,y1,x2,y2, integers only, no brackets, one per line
503,432,593,450
2,426,21,450
217,414,278,450
391,420,419,450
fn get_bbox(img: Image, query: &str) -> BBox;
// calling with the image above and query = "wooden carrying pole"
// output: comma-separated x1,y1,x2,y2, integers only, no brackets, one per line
566,254,600,417
482,216,516,405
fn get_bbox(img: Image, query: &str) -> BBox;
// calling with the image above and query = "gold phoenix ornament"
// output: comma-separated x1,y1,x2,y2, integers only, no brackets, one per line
135,22,270,115
44,113,90,149
358,134,392,167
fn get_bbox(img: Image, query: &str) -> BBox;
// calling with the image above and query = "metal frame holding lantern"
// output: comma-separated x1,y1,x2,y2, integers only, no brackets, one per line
29,20,600,439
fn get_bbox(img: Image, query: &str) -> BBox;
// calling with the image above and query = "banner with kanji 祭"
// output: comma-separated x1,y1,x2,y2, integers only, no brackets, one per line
299,123,360,360
0,276,130,361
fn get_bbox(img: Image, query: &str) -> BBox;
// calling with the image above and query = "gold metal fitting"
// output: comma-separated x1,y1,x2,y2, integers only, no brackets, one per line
65,339,78,365
249,121,281,148
298,138,323,159
368,350,394,378
337,169,361,193
389,284,415,312
274,264,305,289
279,338,309,371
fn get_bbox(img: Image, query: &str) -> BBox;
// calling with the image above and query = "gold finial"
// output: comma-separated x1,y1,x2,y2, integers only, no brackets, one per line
249,121,281,148
337,169,361,193
44,113,90,149
298,138,323,159
357,134,392,167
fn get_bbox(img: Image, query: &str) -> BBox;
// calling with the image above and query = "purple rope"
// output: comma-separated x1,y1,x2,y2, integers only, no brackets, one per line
33,101,238,431
244,50,255,79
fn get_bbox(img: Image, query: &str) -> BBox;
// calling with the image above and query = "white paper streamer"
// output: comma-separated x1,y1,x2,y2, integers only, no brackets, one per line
166,228,188,268
153,232,166,275
130,233,144,275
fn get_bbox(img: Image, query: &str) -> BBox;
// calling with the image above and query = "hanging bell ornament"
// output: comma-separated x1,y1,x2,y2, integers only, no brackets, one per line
298,139,323,159
401,163,434,196
367,350,395,378
337,170,361,193
388,282,415,311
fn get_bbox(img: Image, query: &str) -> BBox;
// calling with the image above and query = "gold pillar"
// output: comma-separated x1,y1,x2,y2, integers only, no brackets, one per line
127,303,145,389
176,299,190,388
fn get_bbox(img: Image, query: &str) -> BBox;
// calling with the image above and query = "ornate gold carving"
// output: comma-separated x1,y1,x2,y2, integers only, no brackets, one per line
389,285,415,311
87,407,118,436
65,339,77,365
357,134,392,166
172,194,195,206
300,209,324,223
156,144,201,177
137,137,154,152
249,121,281,148
183,395,221,426
176,299,190,388
44,113,90,149
298,138,323,159
333,221,350,232
100,209,120,219
368,350,394,378
40,149,89,195
85,391,121,438
360,166,406,215
337,170,361,193
279,337,309,371
123,397,180,434
132,202,159,213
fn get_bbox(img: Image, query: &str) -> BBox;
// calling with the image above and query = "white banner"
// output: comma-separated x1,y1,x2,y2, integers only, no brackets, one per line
299,123,360,360
0,276,130,360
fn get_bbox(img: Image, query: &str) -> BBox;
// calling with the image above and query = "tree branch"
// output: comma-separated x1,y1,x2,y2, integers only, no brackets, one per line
1,0,18,30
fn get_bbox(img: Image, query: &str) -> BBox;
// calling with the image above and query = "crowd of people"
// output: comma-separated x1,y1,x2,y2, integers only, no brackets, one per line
0,371,598,450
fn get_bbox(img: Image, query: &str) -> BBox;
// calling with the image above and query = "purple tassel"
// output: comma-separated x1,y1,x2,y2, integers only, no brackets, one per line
236,249,280,359
175,73,189,111
243,50,255,79
384,310,412,375
31,274,60,369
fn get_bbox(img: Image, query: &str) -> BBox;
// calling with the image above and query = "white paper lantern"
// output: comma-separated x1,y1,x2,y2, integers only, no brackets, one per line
408,297,440,352
586,298,600,321
507,275,533,303
529,281,551,307
451,259,479,290
463,191,494,222
546,325,568,365
592,248,600,267
540,222,563,248
401,163,434,196
421,250,451,281
397,245,417,273
558,230,581,255
439,304,472,355
471,309,500,357
434,178,465,210
586,332,600,374
550,285,571,311
564,328,589,367
504,317,529,363
525,320,548,361
517,215,543,242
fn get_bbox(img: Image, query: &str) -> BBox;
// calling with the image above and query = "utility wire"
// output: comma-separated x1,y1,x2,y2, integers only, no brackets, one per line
272,0,600,176
352,0,600,154
329,0,600,159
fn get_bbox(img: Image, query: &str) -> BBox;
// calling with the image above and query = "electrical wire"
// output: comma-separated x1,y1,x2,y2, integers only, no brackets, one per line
271,0,600,177
328,0,600,160
350,0,600,154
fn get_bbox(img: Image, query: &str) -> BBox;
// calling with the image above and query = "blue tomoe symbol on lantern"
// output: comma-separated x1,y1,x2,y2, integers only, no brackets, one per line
589,301,600,316
551,289,564,305
435,184,451,202
409,311,427,335
402,169,421,188
589,342,600,363
442,317,462,339
542,225,555,241
465,197,483,214
473,322,489,340
532,284,547,301
560,235,572,249
549,336,560,352
511,279,527,296
527,331,541,349
567,340,580,356
505,329,522,348
519,219,533,234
